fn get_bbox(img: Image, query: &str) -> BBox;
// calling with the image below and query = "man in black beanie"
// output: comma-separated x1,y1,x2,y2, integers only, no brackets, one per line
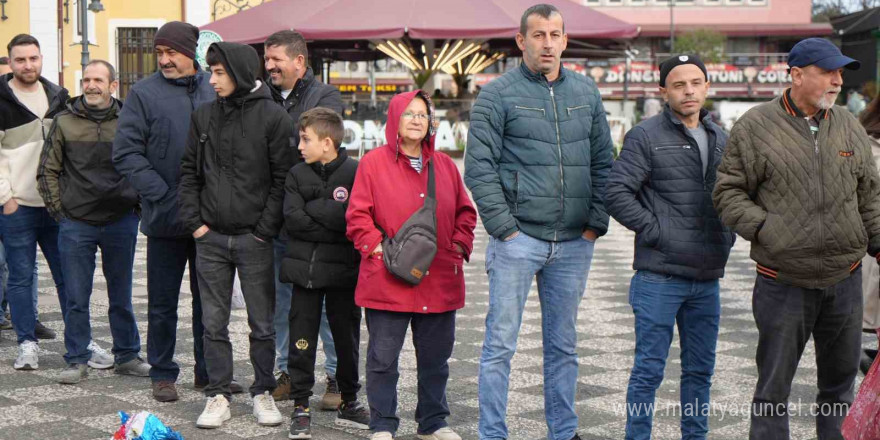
605,53,733,440
113,21,242,402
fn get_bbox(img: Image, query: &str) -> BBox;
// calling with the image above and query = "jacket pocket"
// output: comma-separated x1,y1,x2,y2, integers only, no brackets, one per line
653,144,692,152
566,104,591,116
514,105,546,116
153,118,171,159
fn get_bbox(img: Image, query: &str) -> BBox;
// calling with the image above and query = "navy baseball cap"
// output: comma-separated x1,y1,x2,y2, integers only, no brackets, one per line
788,38,860,71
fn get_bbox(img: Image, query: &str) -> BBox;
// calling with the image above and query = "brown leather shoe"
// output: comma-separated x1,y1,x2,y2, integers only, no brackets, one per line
272,371,291,401
320,375,342,411
152,381,179,402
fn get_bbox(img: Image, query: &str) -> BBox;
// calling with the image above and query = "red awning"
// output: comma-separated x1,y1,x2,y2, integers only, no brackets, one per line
201,0,639,44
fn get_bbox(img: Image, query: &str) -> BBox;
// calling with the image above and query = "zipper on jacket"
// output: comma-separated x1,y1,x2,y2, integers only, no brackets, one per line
550,86,563,242
654,145,690,151
515,105,546,115
566,104,589,116
814,122,824,281
514,171,520,214
804,117,824,280
306,248,317,289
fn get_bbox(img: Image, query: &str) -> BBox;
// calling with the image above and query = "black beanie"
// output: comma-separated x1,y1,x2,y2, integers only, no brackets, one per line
658,54,708,87
154,21,199,60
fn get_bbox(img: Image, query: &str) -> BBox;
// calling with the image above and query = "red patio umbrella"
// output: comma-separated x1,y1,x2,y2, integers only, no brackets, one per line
201,0,638,43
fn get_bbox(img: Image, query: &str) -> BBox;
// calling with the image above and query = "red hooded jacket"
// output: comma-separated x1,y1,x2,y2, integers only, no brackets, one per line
346,90,477,313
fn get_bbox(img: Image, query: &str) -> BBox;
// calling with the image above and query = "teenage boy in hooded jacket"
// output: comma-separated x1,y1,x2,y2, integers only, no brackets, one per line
178,41,293,429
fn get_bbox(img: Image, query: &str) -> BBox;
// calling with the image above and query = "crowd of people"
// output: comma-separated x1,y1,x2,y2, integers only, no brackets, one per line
1,2,879,440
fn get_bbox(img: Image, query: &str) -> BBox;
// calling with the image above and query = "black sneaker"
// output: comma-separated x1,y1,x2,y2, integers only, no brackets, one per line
34,321,56,339
288,405,311,439
335,400,370,430
571,435,582,440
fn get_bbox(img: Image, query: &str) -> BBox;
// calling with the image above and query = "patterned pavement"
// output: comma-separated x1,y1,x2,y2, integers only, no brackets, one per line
0,187,871,439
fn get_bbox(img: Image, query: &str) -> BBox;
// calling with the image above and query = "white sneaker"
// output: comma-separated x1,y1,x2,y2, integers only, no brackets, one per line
87,341,114,369
371,432,394,440
253,391,283,426
417,427,462,440
14,340,39,370
196,395,231,429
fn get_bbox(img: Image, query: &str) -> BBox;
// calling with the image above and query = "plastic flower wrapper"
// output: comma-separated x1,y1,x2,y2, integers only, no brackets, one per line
113,411,184,440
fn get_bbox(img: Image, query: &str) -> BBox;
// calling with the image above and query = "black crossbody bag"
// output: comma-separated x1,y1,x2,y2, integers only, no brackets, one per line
376,162,438,285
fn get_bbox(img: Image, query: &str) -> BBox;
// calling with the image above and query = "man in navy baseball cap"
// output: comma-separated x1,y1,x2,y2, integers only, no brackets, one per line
783,38,859,118
788,38,860,71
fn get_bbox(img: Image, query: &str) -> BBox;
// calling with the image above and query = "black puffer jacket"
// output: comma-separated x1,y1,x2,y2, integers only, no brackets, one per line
178,42,294,241
280,152,359,290
605,106,735,280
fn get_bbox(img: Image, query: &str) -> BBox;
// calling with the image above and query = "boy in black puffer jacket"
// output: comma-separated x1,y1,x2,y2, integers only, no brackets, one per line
281,108,368,438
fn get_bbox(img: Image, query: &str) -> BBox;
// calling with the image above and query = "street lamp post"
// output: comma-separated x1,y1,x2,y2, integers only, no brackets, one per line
80,0,104,75
669,0,676,53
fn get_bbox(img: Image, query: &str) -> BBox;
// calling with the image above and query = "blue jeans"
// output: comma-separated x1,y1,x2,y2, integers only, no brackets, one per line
273,239,337,375
146,236,206,383
625,271,720,440
59,214,142,365
0,236,41,324
196,231,276,398
478,232,594,440
2,206,66,344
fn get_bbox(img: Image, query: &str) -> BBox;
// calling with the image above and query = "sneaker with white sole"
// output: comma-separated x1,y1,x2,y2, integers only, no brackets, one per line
87,341,114,369
417,427,462,440
336,400,370,429
57,363,88,384
371,432,394,440
253,391,283,426
288,405,311,439
14,340,39,370
114,357,151,377
196,395,231,429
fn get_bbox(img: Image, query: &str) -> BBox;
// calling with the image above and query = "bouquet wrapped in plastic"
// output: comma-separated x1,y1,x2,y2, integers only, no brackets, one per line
112,411,184,440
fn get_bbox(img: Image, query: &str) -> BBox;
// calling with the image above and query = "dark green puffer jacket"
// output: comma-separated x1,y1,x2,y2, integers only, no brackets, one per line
464,63,615,242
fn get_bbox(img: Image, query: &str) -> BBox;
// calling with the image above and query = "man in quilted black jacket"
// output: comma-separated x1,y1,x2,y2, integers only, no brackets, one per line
606,54,734,440
714,38,880,439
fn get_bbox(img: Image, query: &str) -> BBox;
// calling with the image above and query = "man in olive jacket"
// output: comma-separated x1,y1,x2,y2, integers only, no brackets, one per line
713,38,880,439
464,5,614,440
37,60,149,384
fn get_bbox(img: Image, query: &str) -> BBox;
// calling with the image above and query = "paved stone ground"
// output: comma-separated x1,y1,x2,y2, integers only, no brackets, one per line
0,210,872,439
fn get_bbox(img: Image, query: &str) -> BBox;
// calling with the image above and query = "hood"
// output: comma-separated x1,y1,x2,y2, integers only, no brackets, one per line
67,95,121,121
0,72,69,114
384,89,436,159
207,42,262,100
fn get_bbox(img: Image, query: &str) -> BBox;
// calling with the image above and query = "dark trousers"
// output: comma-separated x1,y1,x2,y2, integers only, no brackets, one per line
146,235,206,383
59,214,141,365
365,308,455,436
196,231,277,398
750,270,863,440
3,206,67,344
288,285,361,406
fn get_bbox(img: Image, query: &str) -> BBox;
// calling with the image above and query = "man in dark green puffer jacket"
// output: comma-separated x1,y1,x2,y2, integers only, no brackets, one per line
463,4,614,440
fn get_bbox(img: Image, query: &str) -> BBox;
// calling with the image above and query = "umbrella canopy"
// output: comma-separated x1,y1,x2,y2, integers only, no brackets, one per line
201,0,638,43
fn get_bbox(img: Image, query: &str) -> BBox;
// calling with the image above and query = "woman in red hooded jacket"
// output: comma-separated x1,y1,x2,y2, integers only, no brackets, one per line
346,90,476,440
